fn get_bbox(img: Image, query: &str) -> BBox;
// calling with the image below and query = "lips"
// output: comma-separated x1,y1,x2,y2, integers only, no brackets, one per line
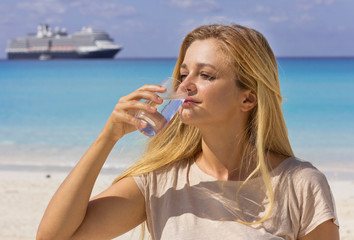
182,96,200,106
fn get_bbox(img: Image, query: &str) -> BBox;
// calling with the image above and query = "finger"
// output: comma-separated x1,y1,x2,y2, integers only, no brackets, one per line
137,84,166,93
120,91,163,105
117,100,158,113
114,110,147,129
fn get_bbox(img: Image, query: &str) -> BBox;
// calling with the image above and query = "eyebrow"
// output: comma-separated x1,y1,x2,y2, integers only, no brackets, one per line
180,63,217,70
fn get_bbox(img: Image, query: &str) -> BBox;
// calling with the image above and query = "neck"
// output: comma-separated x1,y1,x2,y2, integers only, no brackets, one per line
196,120,250,181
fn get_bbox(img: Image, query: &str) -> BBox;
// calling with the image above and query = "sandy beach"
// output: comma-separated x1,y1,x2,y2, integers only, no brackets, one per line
0,167,353,240
0,169,141,240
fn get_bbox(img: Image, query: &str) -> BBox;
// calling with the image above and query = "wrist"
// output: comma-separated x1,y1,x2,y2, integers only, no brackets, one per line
97,132,121,146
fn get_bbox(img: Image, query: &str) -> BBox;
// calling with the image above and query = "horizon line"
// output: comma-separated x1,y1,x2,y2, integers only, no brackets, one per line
1,56,354,61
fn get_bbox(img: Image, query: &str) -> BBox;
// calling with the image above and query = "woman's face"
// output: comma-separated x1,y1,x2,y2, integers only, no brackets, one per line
179,38,249,127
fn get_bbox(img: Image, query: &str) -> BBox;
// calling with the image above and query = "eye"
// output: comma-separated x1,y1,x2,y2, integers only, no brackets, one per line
179,73,188,81
200,72,216,81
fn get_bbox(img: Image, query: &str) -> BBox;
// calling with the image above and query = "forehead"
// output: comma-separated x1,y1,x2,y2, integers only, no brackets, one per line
182,39,230,70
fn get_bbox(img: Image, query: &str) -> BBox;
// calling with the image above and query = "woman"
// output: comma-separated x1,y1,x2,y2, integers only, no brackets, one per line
37,24,339,240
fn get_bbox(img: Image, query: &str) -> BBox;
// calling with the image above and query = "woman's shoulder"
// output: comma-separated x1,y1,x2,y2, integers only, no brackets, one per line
133,159,194,200
276,157,338,236
276,156,331,192
133,159,192,192
277,157,323,176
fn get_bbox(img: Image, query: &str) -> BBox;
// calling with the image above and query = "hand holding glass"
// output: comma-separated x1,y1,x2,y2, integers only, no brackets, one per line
135,77,187,137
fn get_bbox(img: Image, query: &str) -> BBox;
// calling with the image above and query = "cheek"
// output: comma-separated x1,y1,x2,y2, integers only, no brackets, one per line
202,85,237,111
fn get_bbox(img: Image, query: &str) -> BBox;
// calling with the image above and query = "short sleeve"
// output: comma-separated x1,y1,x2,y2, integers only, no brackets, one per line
133,174,149,199
296,168,339,237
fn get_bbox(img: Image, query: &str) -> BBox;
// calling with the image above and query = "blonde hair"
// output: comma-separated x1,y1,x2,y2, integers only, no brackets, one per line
114,24,294,232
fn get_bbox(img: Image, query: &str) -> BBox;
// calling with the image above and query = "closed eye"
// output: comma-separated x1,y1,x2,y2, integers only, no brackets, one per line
179,73,188,81
201,73,216,81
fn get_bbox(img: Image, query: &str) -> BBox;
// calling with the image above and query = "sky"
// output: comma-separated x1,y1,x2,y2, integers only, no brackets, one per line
0,0,353,59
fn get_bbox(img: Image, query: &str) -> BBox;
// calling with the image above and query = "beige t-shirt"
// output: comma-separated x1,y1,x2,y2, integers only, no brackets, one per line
134,157,338,240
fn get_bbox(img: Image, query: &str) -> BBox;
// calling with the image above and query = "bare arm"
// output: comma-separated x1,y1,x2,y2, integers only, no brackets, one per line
72,176,146,239
37,85,165,240
298,219,339,240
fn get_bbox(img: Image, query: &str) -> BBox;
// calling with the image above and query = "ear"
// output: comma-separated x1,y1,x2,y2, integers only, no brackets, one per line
240,90,257,112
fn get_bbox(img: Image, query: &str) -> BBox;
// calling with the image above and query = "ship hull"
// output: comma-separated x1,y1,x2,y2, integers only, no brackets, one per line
7,49,121,60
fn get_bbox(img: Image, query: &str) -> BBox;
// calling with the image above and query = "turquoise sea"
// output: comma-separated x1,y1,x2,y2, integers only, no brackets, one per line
0,58,353,178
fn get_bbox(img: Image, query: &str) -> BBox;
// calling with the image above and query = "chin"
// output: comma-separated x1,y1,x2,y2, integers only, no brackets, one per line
179,108,192,121
179,110,200,126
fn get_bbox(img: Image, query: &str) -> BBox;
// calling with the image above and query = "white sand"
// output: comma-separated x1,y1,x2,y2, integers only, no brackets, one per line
0,169,353,239
0,170,140,240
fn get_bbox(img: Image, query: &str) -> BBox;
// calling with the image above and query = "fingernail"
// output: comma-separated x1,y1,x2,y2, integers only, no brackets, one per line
139,121,147,128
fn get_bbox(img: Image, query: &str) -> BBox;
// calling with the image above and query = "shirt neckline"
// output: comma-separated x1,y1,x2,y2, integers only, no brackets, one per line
191,156,294,184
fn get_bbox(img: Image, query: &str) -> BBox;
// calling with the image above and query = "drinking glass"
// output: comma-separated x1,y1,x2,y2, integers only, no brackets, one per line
135,77,187,137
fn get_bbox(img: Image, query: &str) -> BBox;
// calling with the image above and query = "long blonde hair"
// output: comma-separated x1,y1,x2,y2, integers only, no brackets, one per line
114,24,293,229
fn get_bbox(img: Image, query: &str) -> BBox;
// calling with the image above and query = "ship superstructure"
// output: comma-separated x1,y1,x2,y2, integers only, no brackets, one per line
6,25,122,60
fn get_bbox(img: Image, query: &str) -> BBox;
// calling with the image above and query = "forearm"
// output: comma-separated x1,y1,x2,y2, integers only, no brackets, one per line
37,134,118,240
37,84,162,240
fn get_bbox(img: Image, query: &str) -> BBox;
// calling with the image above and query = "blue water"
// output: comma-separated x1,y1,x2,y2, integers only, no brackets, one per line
0,58,353,171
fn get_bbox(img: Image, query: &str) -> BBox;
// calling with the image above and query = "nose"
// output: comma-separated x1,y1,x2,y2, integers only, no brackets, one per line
179,75,197,96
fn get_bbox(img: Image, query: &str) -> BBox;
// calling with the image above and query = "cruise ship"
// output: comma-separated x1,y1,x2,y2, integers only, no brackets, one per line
6,25,122,60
